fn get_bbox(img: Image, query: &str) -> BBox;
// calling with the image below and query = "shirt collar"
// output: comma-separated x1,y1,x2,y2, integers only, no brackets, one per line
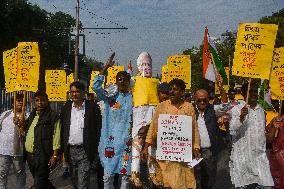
72,101,85,110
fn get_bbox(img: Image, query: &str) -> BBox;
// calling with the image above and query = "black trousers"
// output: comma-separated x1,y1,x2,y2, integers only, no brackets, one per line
195,148,217,189
26,152,56,189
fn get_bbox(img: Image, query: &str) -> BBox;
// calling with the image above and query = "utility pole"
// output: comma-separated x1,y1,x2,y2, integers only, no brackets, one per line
74,0,80,81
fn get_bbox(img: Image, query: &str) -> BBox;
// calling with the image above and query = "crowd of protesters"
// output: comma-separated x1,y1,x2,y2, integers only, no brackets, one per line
0,52,283,189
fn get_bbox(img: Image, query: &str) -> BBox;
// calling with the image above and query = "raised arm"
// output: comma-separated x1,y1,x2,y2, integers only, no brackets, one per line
92,52,116,101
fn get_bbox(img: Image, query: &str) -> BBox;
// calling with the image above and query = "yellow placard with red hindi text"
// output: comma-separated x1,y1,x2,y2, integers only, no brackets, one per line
232,23,278,79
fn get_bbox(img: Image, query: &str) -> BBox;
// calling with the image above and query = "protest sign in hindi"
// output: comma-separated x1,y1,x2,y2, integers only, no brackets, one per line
156,114,192,162
270,48,284,100
17,42,40,92
161,64,169,83
106,66,124,86
232,23,278,79
168,55,191,89
89,71,100,93
3,47,19,92
46,70,67,101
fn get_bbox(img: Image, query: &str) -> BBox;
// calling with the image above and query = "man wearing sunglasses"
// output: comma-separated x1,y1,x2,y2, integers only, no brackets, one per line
194,76,229,189
93,52,132,189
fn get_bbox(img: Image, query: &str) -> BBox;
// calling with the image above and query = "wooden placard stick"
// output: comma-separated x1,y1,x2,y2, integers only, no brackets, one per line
246,78,252,104
279,100,282,116
13,92,16,114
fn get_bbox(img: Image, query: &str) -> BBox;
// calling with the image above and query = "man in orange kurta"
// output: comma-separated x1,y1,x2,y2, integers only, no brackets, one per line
142,79,200,189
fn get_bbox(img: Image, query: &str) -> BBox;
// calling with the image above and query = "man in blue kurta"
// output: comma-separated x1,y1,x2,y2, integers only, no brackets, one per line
93,52,132,189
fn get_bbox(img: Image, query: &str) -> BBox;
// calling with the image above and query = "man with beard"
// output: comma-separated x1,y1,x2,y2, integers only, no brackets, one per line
229,82,274,189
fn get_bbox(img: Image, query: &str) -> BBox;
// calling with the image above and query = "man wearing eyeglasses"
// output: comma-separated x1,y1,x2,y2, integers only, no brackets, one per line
194,77,229,189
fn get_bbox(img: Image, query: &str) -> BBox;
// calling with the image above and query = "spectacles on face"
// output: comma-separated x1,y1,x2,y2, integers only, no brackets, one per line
70,90,81,94
117,77,129,82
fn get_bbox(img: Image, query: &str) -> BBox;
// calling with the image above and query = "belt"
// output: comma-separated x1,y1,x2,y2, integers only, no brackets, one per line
69,144,84,148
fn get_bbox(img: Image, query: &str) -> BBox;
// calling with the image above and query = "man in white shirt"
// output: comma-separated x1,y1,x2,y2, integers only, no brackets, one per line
229,83,274,189
61,81,103,189
0,94,27,189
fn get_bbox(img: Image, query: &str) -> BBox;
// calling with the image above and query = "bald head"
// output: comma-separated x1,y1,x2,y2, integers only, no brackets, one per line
195,89,209,111
195,89,208,99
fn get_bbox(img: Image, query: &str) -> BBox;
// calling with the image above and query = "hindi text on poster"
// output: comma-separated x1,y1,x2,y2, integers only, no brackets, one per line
106,66,124,86
156,114,192,162
46,70,67,101
3,47,19,92
232,23,278,79
271,48,284,100
167,55,191,89
17,42,40,92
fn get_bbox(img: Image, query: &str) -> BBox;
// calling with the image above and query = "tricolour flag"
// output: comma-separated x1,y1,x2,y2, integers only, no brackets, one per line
258,79,272,110
202,27,228,83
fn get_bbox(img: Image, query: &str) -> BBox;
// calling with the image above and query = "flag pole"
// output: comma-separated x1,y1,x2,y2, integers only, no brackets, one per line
279,100,283,116
13,92,16,114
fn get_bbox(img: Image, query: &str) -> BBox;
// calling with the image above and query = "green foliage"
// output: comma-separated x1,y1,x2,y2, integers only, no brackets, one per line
259,8,284,48
0,0,76,89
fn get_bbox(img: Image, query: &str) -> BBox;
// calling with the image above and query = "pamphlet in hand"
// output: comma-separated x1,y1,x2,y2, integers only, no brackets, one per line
188,158,203,168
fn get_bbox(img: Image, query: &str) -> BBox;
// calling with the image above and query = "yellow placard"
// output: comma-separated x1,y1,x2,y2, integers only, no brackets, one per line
232,23,278,79
89,71,100,93
215,67,230,94
17,42,40,92
66,73,74,91
106,66,124,86
3,47,19,92
133,76,159,107
167,55,191,89
161,64,169,83
45,70,67,101
270,48,284,100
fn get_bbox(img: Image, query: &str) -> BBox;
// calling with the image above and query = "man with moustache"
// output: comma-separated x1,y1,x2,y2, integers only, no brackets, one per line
194,77,229,189
142,79,200,189
24,91,60,189
61,81,103,189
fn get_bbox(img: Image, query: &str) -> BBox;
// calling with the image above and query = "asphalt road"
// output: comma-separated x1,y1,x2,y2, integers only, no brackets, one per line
7,148,234,189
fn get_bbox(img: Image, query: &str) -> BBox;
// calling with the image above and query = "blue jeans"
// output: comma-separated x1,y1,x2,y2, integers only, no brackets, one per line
0,155,26,189
103,172,130,189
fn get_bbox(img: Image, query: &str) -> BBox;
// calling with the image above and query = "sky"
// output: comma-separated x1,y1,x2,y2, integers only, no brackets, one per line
28,0,284,75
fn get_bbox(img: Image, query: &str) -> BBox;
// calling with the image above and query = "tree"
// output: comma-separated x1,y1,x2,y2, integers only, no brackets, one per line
0,1,76,89
259,8,284,48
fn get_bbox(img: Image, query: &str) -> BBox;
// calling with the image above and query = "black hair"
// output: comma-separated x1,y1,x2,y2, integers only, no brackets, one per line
70,81,86,92
34,90,48,99
116,71,131,81
169,79,186,91
11,93,24,104
241,81,258,97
